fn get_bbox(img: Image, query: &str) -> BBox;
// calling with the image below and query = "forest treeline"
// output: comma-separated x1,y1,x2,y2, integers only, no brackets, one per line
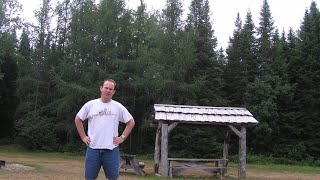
0,0,319,165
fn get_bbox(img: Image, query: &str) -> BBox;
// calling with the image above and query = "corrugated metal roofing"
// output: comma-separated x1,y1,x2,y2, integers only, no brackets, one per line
154,104,258,125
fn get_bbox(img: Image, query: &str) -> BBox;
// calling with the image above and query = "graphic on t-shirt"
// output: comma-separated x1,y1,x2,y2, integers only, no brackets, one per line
89,108,116,119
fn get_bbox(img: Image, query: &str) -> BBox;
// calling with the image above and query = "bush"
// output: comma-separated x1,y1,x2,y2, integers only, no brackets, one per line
246,154,319,166
15,116,58,151
0,138,12,145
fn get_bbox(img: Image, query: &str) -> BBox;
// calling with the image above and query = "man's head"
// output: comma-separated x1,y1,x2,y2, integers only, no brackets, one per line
100,79,116,102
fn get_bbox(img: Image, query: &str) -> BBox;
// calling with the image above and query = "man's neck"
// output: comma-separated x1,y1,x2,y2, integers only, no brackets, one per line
100,97,111,103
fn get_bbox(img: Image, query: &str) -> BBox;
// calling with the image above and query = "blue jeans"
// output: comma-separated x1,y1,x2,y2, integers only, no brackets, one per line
85,146,120,180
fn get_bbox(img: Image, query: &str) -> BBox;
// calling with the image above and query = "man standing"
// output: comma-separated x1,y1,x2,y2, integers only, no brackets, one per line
75,79,135,180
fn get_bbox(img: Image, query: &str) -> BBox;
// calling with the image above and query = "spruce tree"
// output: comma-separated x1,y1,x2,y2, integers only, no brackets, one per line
256,0,275,74
245,0,278,154
186,0,224,106
224,13,245,106
0,0,21,138
293,1,320,159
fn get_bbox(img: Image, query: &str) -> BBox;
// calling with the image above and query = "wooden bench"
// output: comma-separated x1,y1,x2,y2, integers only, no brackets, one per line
168,158,228,179
119,154,145,176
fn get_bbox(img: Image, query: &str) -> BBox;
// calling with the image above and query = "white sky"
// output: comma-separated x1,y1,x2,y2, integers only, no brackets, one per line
18,0,318,48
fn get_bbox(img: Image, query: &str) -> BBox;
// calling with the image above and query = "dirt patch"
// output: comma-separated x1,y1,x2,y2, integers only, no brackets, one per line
0,164,35,172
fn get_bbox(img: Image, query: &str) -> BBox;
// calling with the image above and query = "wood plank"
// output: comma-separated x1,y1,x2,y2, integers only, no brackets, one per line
228,125,242,137
168,122,179,133
129,157,145,176
170,164,227,177
171,166,227,170
168,158,227,162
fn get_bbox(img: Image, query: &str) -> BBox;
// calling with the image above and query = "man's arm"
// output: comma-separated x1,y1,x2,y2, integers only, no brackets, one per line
75,116,90,145
121,119,135,139
114,119,135,145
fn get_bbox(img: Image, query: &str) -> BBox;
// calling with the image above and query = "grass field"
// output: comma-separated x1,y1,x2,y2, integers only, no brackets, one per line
0,145,319,180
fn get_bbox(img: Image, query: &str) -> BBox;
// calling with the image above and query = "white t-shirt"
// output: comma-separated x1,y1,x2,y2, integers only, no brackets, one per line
77,98,133,150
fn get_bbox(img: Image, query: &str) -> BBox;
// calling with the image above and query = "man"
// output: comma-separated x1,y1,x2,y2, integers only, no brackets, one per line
75,79,135,180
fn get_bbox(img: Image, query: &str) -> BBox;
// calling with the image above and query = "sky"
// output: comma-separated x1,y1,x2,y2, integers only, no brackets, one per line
18,0,318,48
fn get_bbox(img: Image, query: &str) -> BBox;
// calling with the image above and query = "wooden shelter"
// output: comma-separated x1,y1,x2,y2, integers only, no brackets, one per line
152,104,258,178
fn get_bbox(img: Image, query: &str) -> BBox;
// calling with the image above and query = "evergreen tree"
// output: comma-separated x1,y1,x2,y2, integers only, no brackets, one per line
15,0,59,150
153,0,185,103
68,0,97,73
256,0,275,74
51,0,103,151
293,1,320,159
269,30,300,159
245,0,279,154
241,11,258,83
224,13,245,106
224,10,257,107
0,33,18,138
186,0,224,106
132,0,147,58
95,0,127,71
161,0,183,68
55,0,72,57
15,28,33,120
0,0,21,138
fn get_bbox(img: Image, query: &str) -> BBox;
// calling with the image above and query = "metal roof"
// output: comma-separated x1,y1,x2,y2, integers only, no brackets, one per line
154,104,258,125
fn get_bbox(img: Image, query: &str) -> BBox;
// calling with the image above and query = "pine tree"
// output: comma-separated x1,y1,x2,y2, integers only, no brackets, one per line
14,0,59,150
0,32,18,138
132,0,147,58
241,11,258,83
256,0,275,74
186,0,224,106
245,0,280,154
293,1,320,159
224,13,245,106
0,0,21,138
55,0,72,57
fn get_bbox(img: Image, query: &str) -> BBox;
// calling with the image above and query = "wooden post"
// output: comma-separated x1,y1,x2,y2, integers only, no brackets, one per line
223,130,230,160
223,130,230,176
161,123,169,177
154,121,162,174
239,126,246,178
229,125,245,179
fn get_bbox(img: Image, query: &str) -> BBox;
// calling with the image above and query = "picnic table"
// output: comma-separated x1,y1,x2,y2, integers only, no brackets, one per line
119,154,145,176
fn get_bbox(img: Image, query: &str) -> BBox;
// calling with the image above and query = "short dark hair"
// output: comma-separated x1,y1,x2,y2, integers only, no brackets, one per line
102,79,117,89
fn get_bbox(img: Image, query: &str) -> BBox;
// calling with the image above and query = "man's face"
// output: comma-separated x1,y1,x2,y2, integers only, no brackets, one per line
100,81,116,100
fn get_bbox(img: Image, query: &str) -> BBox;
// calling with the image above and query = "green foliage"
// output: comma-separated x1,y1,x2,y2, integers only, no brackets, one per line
291,1,320,158
0,138,12,145
15,116,58,151
169,126,225,158
246,154,320,167
186,0,224,106
0,29,19,138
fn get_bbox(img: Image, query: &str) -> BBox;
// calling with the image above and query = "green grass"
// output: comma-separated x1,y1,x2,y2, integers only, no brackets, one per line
247,163,320,174
0,144,84,159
